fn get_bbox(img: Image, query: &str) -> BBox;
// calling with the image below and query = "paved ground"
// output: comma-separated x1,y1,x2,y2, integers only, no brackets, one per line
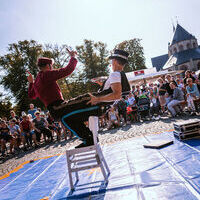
0,115,199,177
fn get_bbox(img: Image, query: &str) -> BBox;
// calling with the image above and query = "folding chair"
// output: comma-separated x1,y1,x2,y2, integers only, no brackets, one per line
66,116,110,191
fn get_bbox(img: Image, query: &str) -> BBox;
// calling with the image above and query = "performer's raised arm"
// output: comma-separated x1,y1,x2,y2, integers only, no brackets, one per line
43,57,77,82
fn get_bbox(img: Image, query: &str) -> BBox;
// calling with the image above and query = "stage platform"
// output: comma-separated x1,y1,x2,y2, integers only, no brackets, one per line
0,131,200,200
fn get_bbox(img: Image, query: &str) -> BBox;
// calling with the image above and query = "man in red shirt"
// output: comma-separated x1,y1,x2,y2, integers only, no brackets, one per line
28,49,130,148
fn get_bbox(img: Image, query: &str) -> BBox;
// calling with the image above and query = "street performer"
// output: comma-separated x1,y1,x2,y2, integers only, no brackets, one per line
27,49,130,148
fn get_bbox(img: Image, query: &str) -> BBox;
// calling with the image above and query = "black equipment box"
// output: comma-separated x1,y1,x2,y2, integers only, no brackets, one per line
173,119,200,140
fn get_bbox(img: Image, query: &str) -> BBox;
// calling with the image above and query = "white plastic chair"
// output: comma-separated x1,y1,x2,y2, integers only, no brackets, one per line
66,116,110,191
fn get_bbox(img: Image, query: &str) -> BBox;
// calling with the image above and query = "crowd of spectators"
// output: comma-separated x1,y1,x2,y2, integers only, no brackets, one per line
99,70,200,128
1,70,200,157
0,104,71,157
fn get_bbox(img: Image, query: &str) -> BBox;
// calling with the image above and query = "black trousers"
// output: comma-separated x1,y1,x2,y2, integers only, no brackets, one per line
48,94,102,143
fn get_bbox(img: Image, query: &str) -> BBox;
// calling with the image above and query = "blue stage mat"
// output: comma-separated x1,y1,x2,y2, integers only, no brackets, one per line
0,132,200,200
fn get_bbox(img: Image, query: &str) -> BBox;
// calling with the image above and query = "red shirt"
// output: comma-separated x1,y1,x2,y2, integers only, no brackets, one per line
20,120,31,131
28,57,77,106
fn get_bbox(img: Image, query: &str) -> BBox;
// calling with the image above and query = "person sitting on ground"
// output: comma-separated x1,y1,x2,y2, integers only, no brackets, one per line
107,106,120,129
167,82,184,117
186,78,200,112
28,104,37,119
32,111,53,143
0,120,15,156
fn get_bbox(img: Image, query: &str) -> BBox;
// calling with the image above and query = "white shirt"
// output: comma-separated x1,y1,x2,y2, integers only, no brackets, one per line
128,96,135,105
103,71,121,90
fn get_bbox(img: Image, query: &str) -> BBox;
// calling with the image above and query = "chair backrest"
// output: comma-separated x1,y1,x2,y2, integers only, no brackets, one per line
88,116,99,145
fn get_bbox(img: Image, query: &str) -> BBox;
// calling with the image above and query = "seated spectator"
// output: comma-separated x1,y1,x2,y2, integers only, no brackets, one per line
0,120,15,156
186,78,200,112
131,85,135,94
126,105,138,122
107,106,120,129
176,79,184,90
115,98,128,125
167,82,184,117
20,115,38,150
9,110,20,125
8,119,21,151
127,93,136,107
191,71,197,80
47,112,62,141
53,121,62,141
28,103,37,118
135,85,142,96
184,70,195,85
32,111,53,143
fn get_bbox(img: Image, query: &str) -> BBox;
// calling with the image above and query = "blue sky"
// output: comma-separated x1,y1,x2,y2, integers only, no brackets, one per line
0,0,200,95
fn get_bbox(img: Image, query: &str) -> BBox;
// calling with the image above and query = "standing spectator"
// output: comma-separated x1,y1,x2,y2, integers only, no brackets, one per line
28,104,37,119
186,78,200,112
167,82,184,117
0,120,15,156
158,78,167,113
165,74,174,97
32,111,53,143
149,88,160,119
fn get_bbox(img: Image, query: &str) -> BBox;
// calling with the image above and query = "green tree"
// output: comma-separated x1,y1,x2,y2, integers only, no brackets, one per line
0,40,44,112
115,39,146,72
76,39,109,93
0,93,12,118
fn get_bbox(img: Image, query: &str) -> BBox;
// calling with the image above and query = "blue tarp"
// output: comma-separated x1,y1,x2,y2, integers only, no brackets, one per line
0,132,200,200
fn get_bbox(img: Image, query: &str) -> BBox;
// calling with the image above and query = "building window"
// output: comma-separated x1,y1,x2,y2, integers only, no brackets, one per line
179,45,184,51
186,43,191,49
193,42,196,48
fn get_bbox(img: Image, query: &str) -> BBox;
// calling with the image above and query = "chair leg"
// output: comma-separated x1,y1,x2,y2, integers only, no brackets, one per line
96,154,107,181
97,145,110,175
66,153,74,190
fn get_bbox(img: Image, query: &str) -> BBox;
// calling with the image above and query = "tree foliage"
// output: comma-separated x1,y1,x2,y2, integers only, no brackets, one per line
0,40,45,112
0,38,146,114
0,93,12,118
115,39,146,72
